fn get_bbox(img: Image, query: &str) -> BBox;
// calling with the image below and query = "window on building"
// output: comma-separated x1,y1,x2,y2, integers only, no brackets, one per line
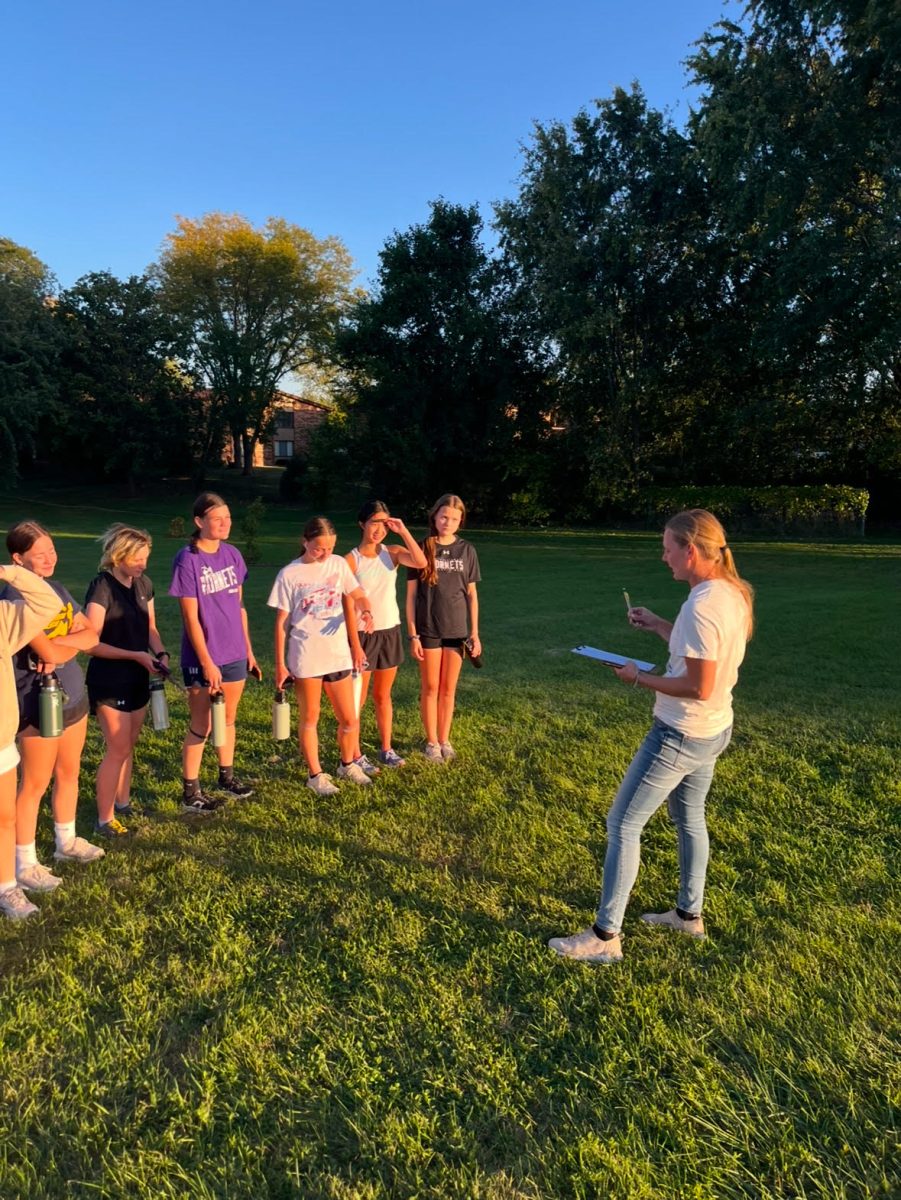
275,409,294,429
275,440,294,459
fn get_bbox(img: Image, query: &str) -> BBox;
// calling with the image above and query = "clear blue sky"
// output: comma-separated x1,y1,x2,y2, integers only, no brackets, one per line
3,0,735,292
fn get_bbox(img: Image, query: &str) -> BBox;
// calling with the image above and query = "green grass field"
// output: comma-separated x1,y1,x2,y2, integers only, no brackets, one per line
0,484,897,1199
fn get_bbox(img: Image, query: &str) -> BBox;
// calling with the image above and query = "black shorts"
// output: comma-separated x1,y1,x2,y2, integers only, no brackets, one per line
20,694,89,733
183,659,248,688
359,625,404,671
419,636,465,652
89,681,150,715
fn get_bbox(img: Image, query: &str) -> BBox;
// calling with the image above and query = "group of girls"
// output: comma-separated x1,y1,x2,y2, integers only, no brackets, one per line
270,493,481,795
0,490,482,917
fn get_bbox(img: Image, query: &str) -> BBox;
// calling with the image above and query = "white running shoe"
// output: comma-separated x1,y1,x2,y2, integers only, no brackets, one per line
439,741,456,761
547,928,624,964
53,836,106,863
17,863,62,892
337,761,373,786
422,742,444,764
306,772,339,797
0,886,39,921
641,909,706,938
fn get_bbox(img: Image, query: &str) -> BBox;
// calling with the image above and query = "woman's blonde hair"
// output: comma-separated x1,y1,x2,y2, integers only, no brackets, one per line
98,523,152,572
420,494,466,587
665,509,754,636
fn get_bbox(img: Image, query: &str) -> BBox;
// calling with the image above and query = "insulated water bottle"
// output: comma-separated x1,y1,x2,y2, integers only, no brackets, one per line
272,688,290,741
210,690,227,748
39,672,64,739
149,678,169,731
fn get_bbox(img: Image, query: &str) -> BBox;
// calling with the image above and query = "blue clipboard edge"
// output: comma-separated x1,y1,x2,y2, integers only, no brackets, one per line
573,645,656,673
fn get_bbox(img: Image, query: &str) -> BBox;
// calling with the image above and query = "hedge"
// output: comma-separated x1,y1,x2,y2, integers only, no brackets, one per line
628,485,869,533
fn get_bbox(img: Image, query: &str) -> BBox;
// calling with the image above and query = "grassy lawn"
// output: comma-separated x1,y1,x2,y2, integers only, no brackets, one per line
0,485,897,1199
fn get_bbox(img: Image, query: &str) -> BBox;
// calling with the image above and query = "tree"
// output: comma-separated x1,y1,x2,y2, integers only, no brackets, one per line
495,87,712,512
332,200,545,515
53,272,199,492
156,214,357,478
0,238,59,477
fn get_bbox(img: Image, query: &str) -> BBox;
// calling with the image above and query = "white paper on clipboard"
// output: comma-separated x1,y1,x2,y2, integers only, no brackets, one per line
572,645,656,673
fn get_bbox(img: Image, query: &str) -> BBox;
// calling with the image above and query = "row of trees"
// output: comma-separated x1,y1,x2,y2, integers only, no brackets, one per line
1,0,898,519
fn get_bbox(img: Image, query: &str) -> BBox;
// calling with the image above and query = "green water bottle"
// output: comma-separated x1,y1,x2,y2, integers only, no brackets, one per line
210,690,227,748
39,672,64,739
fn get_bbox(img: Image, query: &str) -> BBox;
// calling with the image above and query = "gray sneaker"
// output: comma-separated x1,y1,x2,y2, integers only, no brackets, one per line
641,909,706,938
354,754,381,777
0,886,39,921
547,928,624,964
54,836,106,863
439,741,456,761
423,742,444,764
337,761,373,786
306,772,339,797
17,863,62,892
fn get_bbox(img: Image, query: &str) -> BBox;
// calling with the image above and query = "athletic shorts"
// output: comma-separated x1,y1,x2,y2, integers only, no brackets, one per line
20,695,89,733
359,625,404,671
183,659,248,688
312,669,351,684
419,636,465,652
89,681,150,715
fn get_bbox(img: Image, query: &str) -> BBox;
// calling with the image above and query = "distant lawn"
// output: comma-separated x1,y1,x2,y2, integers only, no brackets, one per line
0,486,897,1199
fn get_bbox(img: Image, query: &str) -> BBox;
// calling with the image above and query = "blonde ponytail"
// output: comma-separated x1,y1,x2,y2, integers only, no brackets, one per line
666,509,754,636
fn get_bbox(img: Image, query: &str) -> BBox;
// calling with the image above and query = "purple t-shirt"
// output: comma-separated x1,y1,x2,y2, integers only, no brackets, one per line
169,543,248,669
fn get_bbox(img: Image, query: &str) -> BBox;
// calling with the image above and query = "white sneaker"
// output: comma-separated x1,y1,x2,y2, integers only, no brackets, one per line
548,928,623,964
423,742,444,764
354,754,381,777
306,772,339,797
53,836,106,863
0,886,39,921
439,741,456,761
337,761,373,786
17,863,62,892
641,909,706,938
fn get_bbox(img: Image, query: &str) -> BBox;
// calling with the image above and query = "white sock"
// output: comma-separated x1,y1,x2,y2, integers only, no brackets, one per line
16,842,38,872
54,821,76,850
0,879,18,893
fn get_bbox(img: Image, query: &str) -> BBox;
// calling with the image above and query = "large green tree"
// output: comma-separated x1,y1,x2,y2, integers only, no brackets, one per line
53,272,198,492
331,200,545,515
156,214,357,478
0,238,59,477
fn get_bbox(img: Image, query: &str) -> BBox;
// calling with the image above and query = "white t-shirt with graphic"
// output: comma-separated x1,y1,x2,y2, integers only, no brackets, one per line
268,555,359,679
654,579,750,738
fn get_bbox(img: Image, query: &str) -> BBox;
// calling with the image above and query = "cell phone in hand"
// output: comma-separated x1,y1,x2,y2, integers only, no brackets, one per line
249,664,263,682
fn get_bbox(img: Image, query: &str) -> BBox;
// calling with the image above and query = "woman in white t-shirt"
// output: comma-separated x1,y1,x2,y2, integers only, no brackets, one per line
269,517,374,797
549,509,754,965
344,500,426,771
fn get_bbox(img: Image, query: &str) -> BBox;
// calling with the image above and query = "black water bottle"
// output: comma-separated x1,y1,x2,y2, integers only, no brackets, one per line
39,672,64,739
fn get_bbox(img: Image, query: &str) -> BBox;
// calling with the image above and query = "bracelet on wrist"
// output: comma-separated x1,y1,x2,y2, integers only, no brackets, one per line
633,671,641,688
409,634,420,640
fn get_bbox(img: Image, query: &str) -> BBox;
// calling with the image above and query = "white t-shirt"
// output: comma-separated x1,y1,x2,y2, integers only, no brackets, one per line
268,555,359,679
349,547,400,631
654,579,750,737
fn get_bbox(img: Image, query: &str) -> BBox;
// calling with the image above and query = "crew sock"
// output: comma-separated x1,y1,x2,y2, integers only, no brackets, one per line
218,766,234,785
183,778,201,799
16,843,38,872
54,821,76,849
0,879,18,894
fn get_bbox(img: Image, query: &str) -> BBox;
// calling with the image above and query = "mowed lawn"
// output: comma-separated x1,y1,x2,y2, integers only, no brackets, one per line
0,488,897,1199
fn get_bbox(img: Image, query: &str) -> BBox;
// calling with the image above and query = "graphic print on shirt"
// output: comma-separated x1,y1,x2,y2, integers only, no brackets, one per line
297,577,344,634
45,601,75,639
200,563,240,596
435,556,465,573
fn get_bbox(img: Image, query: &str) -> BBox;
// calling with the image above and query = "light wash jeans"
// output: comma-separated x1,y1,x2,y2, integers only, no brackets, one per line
595,718,733,934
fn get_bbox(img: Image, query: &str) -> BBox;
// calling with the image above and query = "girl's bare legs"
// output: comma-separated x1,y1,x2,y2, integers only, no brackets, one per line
0,768,18,886
295,677,325,775
418,649,442,744
371,667,398,752
15,729,61,846
351,670,372,760
218,680,245,768
437,648,464,745
96,707,145,823
182,687,212,782
324,676,359,764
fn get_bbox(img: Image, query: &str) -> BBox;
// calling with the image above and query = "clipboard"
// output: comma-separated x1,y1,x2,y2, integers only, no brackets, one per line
573,645,656,673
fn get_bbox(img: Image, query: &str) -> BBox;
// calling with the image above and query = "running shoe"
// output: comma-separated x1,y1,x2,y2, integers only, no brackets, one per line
54,836,105,863
547,928,624,964
215,775,254,798
180,794,224,816
439,741,456,761
17,863,63,892
422,742,444,764
306,772,339,797
337,761,373,786
354,755,381,777
378,748,405,768
94,818,131,838
640,909,706,938
0,886,39,920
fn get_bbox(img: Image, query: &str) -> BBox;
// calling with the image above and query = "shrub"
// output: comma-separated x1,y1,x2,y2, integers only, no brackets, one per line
278,456,307,503
168,516,185,538
240,497,266,564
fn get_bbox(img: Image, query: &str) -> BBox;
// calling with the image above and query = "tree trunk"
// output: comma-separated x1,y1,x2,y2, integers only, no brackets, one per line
242,431,254,475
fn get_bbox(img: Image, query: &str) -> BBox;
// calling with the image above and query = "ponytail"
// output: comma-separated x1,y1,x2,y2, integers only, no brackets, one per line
665,509,754,636
418,494,466,588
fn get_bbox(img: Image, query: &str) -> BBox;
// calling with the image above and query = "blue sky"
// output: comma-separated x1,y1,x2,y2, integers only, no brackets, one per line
3,0,735,292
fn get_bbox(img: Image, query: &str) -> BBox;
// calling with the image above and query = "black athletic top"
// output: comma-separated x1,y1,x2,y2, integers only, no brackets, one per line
84,571,154,697
407,538,481,640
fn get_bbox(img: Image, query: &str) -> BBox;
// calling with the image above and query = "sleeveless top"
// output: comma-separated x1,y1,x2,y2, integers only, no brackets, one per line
349,548,400,632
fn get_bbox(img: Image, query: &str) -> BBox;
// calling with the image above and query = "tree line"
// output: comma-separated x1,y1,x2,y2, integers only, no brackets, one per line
1,1,898,519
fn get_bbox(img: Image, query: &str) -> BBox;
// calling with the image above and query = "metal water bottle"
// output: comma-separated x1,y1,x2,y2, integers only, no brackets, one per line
272,688,290,741
149,678,169,731
210,690,227,748
39,672,64,739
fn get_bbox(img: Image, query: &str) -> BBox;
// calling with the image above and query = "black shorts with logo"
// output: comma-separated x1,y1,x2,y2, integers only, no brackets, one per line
359,625,404,671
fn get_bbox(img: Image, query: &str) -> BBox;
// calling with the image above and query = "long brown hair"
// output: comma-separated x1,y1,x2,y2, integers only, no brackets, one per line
665,509,754,636
420,494,466,587
6,520,51,558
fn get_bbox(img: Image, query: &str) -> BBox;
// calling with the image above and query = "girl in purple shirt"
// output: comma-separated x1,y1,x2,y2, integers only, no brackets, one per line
169,493,260,814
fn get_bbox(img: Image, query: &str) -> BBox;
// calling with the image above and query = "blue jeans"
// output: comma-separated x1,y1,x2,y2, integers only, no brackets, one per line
595,719,732,934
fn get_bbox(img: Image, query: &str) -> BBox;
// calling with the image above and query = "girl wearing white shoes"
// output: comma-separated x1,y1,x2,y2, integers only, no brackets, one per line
5,522,104,900
406,494,481,763
549,509,754,965
0,561,63,920
269,516,374,796
344,500,426,770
